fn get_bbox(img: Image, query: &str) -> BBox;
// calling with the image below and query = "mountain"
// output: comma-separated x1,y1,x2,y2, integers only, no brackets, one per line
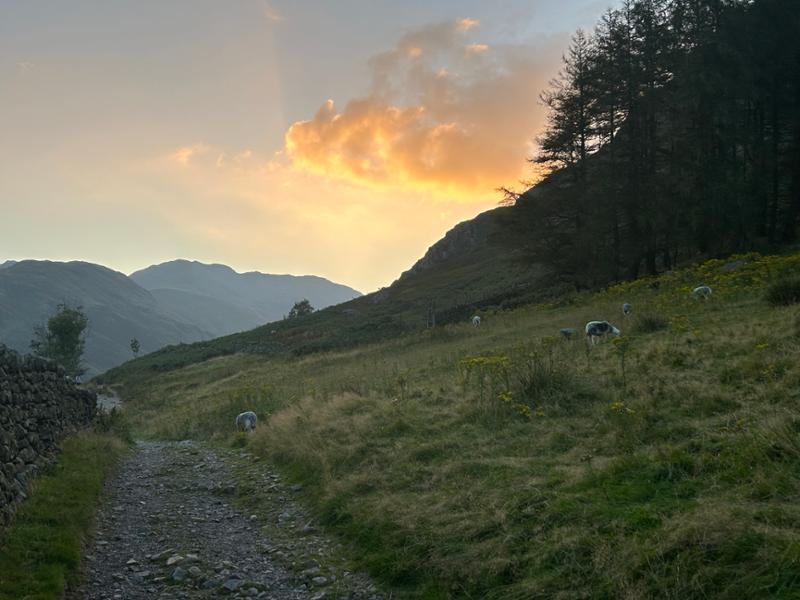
0,259,362,375
99,207,550,377
0,260,211,375
129,260,362,337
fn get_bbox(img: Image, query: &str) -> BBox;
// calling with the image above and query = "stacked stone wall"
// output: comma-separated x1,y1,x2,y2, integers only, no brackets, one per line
0,344,96,526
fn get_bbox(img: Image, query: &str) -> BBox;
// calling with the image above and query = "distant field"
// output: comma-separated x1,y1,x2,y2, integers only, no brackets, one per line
105,252,800,599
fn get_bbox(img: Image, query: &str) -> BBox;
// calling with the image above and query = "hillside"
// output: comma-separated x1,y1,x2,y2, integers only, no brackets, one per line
0,259,362,375
99,206,550,377
101,251,800,598
0,260,212,375
130,259,362,335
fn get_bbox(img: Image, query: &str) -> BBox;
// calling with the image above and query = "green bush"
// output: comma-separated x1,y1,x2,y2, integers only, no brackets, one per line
765,277,800,306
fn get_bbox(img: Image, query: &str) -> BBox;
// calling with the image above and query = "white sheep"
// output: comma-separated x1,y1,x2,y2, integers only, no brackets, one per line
585,321,621,345
471,315,481,328
692,285,712,300
235,411,257,433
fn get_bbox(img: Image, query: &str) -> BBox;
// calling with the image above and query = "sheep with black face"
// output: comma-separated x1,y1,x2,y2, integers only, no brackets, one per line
585,321,621,345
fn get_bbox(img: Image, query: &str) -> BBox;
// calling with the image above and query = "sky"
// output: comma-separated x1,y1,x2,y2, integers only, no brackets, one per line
1,1,613,293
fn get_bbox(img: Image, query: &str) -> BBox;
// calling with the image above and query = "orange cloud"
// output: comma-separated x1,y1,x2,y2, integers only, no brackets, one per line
456,18,480,32
283,21,564,196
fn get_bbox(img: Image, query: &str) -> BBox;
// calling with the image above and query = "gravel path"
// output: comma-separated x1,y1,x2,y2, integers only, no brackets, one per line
74,441,383,600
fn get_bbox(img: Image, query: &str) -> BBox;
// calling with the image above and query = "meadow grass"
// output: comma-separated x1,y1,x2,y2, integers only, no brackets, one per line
108,252,800,598
0,432,128,600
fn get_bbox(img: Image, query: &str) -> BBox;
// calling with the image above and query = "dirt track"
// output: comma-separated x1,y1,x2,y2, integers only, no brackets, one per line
74,441,383,600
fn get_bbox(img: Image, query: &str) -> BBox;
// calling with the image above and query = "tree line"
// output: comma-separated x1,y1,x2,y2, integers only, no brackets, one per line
512,0,800,286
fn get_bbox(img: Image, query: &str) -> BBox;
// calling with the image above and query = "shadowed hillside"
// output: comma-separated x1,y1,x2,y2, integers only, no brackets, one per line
0,259,362,375
130,259,362,332
0,260,212,375
99,206,551,377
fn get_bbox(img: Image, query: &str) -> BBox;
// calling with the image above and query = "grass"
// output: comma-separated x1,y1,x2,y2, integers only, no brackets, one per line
104,251,800,598
0,432,128,600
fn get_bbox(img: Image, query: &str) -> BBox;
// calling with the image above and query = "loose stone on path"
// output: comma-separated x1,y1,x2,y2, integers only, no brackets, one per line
74,441,383,600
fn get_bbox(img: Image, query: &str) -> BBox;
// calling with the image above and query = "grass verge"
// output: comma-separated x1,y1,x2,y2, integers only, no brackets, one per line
0,432,128,600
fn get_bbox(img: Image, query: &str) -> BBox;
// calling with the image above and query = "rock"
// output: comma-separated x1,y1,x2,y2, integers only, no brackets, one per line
149,548,175,562
171,566,188,582
166,554,184,566
312,576,329,586
188,566,202,578
221,578,243,592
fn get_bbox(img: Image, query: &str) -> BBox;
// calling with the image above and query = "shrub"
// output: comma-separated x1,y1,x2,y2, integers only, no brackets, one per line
765,277,800,306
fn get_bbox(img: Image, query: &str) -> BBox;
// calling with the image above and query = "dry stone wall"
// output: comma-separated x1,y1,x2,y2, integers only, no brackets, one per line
0,344,96,526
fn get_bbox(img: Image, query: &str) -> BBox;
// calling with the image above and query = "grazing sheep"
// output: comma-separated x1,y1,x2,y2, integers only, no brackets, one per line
560,327,578,340
692,285,712,300
585,320,621,345
235,411,257,432
622,303,632,317
472,315,481,328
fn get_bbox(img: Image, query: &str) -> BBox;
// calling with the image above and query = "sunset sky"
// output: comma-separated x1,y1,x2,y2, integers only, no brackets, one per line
1,1,612,292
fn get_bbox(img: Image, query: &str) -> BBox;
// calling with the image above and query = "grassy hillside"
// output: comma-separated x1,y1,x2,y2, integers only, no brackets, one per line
104,251,800,598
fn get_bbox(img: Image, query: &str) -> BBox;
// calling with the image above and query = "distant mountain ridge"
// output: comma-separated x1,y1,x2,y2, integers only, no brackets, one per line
0,259,361,375
130,260,361,327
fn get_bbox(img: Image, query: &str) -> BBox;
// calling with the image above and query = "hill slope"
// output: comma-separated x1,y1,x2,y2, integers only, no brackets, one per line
101,206,550,376
0,259,363,375
0,260,212,375
130,260,362,336
102,251,800,598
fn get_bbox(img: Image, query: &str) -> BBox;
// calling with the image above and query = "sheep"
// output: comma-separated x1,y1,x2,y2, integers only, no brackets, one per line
585,320,621,345
560,327,578,340
622,302,632,318
692,285,712,300
235,411,257,433
472,315,481,328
